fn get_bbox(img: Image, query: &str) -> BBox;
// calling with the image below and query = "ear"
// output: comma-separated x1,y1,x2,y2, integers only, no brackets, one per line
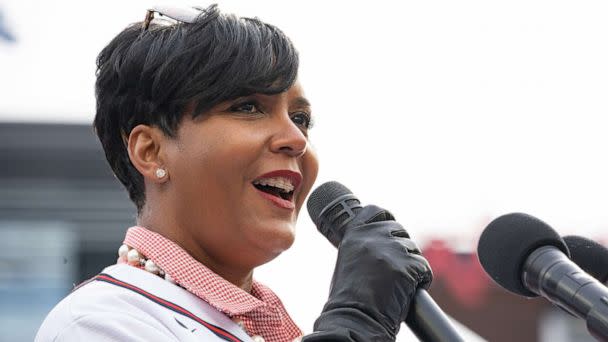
127,124,170,183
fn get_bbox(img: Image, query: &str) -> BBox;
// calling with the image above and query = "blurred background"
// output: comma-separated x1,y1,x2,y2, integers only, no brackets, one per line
1,0,607,341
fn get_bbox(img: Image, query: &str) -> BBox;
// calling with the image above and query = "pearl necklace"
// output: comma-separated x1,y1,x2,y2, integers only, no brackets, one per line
117,244,176,284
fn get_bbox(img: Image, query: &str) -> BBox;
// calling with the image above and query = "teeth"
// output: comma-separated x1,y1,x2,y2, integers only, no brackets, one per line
253,177,295,193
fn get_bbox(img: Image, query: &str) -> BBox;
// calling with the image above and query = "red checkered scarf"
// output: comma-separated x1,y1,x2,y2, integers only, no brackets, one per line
124,226,303,342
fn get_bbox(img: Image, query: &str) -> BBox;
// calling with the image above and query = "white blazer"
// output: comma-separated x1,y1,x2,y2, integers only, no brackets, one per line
36,264,253,342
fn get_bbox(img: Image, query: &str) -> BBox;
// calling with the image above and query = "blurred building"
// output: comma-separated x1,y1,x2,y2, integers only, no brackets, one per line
0,122,134,341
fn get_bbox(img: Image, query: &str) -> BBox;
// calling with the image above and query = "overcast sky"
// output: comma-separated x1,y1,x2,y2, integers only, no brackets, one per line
1,1,607,338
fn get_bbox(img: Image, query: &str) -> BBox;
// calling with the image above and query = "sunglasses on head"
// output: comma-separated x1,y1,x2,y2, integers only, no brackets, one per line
142,6,211,30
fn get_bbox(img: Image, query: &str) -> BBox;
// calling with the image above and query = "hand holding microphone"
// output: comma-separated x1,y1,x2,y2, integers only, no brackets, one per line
302,182,462,342
304,204,432,341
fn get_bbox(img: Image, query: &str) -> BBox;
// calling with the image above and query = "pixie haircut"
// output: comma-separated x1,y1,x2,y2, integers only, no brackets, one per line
94,5,299,212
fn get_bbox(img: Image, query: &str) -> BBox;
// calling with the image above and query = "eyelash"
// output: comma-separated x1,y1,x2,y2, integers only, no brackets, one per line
291,112,314,130
230,101,261,115
229,100,314,131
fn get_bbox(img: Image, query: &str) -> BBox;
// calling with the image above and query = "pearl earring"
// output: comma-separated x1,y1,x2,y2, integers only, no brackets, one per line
155,168,167,179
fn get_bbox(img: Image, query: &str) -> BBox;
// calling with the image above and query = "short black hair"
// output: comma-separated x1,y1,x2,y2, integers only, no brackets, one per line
93,4,299,212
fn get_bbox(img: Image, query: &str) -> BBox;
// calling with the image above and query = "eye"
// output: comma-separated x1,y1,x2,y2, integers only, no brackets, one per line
229,100,261,114
291,112,313,130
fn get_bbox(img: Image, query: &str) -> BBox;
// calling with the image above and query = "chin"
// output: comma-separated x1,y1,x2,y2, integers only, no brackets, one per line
249,223,296,264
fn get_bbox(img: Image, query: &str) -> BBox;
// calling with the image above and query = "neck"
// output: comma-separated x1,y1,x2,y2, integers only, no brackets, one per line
137,209,255,292
204,262,254,293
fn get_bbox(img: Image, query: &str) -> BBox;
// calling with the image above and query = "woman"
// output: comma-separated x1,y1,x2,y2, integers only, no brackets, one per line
36,5,431,342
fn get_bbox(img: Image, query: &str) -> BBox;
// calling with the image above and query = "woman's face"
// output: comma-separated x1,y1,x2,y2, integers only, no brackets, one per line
164,82,319,271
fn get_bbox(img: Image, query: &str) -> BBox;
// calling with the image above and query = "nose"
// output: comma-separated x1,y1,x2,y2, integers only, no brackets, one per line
269,115,308,158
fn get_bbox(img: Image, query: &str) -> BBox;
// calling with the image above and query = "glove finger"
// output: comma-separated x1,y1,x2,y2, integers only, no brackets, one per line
354,205,396,225
396,238,421,255
349,220,410,241
408,253,434,290
390,228,410,239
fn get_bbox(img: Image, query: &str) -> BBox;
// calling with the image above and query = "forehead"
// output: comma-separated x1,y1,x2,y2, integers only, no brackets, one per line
288,82,305,96
280,82,310,107
289,83,309,104
245,81,309,107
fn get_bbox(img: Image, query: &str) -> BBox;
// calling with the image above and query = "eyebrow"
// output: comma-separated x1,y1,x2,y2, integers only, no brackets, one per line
291,96,311,108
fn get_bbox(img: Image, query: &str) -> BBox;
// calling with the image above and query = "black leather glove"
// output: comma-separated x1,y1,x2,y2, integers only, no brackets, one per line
302,205,433,342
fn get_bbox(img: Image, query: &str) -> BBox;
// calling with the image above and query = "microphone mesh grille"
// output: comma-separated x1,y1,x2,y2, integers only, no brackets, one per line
307,181,353,227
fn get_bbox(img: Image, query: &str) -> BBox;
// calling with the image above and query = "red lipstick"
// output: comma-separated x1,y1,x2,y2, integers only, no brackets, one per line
254,170,302,191
252,170,302,210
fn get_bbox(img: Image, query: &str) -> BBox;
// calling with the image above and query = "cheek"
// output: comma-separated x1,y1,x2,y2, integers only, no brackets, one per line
305,147,320,181
167,141,226,210
298,150,320,203
177,136,260,201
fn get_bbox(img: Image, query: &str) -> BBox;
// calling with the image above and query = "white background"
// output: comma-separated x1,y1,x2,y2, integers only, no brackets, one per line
1,1,607,339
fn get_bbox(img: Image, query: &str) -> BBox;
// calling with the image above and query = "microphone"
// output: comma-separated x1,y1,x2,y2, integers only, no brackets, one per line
564,235,608,285
307,181,463,342
477,213,608,340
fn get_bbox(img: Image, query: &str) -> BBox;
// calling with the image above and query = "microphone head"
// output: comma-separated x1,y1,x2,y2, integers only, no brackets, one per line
307,181,362,247
477,213,570,297
563,235,608,284
307,181,354,227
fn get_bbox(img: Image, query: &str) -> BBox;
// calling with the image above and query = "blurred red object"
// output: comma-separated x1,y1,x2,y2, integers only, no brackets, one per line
423,240,491,309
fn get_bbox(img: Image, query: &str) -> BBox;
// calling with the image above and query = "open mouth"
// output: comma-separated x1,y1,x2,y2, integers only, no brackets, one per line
252,179,294,201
